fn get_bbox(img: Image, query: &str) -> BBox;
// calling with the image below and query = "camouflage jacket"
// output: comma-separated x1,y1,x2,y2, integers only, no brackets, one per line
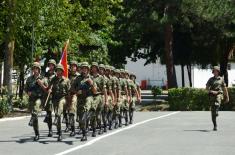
206,76,226,94
25,75,48,98
91,74,106,95
49,76,70,100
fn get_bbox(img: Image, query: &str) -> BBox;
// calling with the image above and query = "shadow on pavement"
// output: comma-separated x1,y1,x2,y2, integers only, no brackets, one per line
183,129,211,132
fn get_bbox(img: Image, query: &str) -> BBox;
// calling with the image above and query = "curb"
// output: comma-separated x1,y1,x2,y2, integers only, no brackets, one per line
0,115,30,122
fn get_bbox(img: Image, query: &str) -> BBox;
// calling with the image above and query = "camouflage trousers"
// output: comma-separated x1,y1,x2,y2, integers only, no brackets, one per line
94,94,103,129
209,94,223,117
103,95,113,128
52,97,67,134
209,94,223,127
77,96,97,130
28,97,42,135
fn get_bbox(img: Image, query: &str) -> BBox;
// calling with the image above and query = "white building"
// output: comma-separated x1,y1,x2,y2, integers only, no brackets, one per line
125,58,235,88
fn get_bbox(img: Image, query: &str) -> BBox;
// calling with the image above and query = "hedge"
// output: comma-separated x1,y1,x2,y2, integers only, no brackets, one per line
0,96,9,118
168,87,235,111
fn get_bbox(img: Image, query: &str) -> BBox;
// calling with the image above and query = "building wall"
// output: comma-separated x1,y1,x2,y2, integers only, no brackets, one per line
125,58,235,88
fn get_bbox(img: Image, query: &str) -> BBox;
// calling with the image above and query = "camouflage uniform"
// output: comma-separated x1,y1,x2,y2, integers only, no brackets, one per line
68,60,80,136
206,67,226,131
129,73,139,124
73,62,97,141
43,59,56,137
103,65,115,129
50,64,70,141
91,62,107,135
120,69,130,126
25,62,47,141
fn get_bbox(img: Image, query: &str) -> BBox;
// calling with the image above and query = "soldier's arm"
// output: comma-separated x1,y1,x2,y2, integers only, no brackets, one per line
109,89,115,105
222,80,229,103
36,78,48,92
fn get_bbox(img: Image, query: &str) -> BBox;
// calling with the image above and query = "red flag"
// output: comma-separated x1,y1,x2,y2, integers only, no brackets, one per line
59,39,69,78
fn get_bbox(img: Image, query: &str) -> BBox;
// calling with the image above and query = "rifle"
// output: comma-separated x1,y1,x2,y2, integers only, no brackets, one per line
44,84,53,108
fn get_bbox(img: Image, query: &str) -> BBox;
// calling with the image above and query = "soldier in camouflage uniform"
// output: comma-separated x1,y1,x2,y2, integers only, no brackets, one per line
73,62,97,141
108,66,119,130
119,69,130,126
103,65,115,129
113,69,124,128
68,60,80,136
90,62,107,136
43,59,56,137
206,66,229,131
25,62,48,141
48,64,70,141
129,73,141,124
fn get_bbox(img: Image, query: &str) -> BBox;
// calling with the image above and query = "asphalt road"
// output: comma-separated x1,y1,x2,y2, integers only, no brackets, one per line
0,111,235,155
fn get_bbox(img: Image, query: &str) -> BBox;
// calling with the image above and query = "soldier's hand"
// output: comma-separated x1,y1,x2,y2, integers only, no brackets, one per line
225,97,230,104
209,90,218,95
36,79,43,85
48,89,52,93
86,79,94,86
137,97,141,104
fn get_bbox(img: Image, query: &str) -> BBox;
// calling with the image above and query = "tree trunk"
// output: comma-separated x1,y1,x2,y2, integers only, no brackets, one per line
0,62,2,95
19,66,25,99
3,0,16,111
164,23,177,88
164,4,177,89
187,64,192,87
181,64,185,87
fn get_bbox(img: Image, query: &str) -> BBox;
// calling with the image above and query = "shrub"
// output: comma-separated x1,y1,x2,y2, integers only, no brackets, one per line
168,88,210,111
168,87,235,111
0,96,9,118
14,95,29,109
151,86,162,98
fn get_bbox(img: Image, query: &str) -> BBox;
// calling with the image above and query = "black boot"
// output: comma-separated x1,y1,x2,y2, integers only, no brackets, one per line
70,126,76,137
34,134,39,141
53,116,59,126
57,134,62,141
92,128,96,137
81,129,87,142
212,115,217,131
48,130,53,137
98,127,103,135
33,119,39,141
28,116,34,127
129,110,133,124
119,115,122,127
33,128,39,141
48,117,53,137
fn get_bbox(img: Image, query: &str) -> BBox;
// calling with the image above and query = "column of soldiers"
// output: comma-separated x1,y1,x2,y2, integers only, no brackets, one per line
25,60,141,142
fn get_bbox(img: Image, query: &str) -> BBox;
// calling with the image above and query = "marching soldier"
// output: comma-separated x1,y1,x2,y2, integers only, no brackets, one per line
49,64,70,141
108,66,119,130
206,66,229,131
119,69,130,126
73,62,97,141
103,65,115,129
25,62,48,141
43,59,56,137
129,73,141,124
90,62,107,135
68,60,80,136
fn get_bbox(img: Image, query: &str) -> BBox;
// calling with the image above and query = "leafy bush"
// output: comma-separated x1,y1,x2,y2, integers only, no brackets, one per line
168,88,210,111
151,86,162,98
220,87,235,111
0,96,9,118
13,95,29,109
168,87,235,111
